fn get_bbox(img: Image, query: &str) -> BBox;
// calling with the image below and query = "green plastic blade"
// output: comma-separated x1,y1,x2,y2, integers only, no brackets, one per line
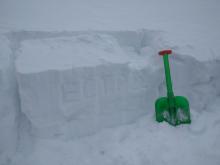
155,96,191,126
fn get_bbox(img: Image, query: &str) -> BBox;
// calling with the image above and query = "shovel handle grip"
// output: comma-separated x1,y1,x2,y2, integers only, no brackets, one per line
159,50,172,56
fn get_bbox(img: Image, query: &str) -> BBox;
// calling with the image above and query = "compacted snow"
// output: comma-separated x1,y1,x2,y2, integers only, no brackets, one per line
0,0,220,165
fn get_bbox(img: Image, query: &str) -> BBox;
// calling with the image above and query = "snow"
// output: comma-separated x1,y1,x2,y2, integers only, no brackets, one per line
16,32,139,73
0,35,18,163
15,31,162,138
11,30,220,165
0,0,220,165
11,110,220,165
1,0,220,61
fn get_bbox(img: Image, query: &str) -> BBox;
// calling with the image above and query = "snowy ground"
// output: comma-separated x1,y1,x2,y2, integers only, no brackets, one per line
0,0,220,165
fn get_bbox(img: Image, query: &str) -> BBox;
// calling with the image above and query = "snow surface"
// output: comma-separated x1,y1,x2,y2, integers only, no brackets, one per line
0,0,220,165
1,0,220,61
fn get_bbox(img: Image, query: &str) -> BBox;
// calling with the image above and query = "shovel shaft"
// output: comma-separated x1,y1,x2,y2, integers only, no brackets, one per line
163,54,174,98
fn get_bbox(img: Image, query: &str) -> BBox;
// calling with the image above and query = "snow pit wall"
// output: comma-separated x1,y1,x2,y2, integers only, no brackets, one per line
16,56,220,139
17,64,160,138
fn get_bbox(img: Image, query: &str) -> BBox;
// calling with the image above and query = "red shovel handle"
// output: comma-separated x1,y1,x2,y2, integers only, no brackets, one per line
159,50,172,56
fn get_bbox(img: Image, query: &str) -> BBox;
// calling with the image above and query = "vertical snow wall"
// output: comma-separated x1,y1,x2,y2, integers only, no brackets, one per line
0,34,18,163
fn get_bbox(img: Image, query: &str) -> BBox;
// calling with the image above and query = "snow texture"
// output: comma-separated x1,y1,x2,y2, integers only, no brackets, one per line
0,0,220,165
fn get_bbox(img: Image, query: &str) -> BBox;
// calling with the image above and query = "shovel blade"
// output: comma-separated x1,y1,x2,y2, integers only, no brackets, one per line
155,96,191,126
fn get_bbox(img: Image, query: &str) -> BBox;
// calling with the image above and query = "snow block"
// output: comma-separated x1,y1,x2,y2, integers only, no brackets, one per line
16,32,161,138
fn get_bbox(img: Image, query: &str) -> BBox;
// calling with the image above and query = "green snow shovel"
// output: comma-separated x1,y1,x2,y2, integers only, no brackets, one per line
155,50,191,126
